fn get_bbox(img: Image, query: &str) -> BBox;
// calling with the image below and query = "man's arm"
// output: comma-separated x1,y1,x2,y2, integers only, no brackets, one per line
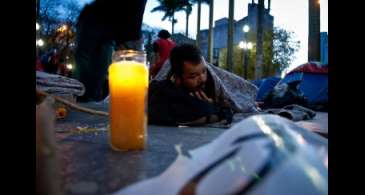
177,114,220,126
150,42,162,78
152,42,160,64
193,90,234,124
179,90,231,125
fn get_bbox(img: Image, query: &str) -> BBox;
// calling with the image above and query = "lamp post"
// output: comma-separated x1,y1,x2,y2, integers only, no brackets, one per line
239,41,253,79
242,25,250,79
245,42,253,79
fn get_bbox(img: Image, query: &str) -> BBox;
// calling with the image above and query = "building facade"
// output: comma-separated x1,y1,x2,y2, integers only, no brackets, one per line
199,3,274,65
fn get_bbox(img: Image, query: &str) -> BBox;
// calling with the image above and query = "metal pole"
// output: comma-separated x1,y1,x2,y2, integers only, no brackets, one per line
196,0,201,48
244,49,248,79
227,0,234,71
208,0,214,63
308,0,321,61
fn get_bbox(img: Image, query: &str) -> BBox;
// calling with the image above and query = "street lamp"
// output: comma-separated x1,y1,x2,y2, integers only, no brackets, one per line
239,41,253,50
243,25,250,33
239,41,246,49
36,23,40,31
36,39,44,47
58,25,68,32
247,42,253,50
66,64,73,70
239,41,252,79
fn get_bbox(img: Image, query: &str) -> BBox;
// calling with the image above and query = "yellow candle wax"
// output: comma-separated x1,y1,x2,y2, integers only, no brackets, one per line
108,61,148,151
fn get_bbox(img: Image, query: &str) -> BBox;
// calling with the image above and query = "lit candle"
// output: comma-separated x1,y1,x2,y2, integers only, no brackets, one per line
108,50,148,151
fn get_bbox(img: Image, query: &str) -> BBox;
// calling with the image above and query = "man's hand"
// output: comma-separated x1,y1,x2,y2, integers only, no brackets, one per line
190,90,214,104
255,101,264,111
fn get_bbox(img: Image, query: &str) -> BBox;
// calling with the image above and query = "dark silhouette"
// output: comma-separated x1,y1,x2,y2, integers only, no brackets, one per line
74,0,147,102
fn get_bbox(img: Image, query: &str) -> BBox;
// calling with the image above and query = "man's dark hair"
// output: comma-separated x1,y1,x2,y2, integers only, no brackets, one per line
169,44,202,78
158,29,171,39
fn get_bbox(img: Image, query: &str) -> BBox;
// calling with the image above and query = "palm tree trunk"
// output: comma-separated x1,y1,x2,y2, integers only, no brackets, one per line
172,13,175,35
196,0,201,48
255,0,264,79
207,0,214,63
226,0,234,72
186,12,189,37
308,0,320,62
37,0,40,20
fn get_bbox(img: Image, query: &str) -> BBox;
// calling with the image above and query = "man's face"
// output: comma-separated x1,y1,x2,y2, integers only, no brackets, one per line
180,61,207,92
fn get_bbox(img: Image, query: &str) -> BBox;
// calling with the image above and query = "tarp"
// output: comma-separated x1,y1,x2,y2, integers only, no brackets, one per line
256,76,281,101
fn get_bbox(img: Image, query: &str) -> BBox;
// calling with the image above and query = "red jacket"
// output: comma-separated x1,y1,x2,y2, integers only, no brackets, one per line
36,58,43,71
151,38,175,78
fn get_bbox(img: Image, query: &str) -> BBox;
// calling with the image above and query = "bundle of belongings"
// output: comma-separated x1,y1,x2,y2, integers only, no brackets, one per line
36,71,85,107
260,80,316,121
258,62,328,112
254,62,329,122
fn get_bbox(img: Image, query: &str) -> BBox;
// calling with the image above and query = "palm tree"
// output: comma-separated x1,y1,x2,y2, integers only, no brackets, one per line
151,0,186,34
184,1,193,37
191,0,210,48
226,0,234,72
255,0,264,79
308,0,320,61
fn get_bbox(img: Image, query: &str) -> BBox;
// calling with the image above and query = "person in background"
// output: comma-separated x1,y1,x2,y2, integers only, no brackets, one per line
150,29,176,78
36,49,44,71
43,49,60,74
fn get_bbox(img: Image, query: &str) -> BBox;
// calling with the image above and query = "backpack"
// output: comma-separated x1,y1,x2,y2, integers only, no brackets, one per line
262,81,308,109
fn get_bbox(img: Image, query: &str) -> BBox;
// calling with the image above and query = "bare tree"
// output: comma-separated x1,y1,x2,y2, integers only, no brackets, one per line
63,0,82,27
39,0,59,36
39,0,81,36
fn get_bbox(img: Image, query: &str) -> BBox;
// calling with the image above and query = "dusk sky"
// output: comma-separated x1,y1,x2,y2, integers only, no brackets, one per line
79,0,328,73
143,0,328,73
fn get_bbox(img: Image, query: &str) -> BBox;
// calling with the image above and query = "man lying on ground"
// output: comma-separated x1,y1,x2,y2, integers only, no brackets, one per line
148,44,259,126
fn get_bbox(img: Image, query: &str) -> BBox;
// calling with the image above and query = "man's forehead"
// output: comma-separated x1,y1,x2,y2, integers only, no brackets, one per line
183,61,206,74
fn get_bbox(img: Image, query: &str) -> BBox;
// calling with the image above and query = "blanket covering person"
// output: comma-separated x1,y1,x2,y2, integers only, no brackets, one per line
152,58,259,114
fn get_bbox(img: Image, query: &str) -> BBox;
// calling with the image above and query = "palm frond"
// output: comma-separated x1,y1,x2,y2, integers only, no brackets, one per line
191,0,210,5
151,5,167,13
162,13,171,21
